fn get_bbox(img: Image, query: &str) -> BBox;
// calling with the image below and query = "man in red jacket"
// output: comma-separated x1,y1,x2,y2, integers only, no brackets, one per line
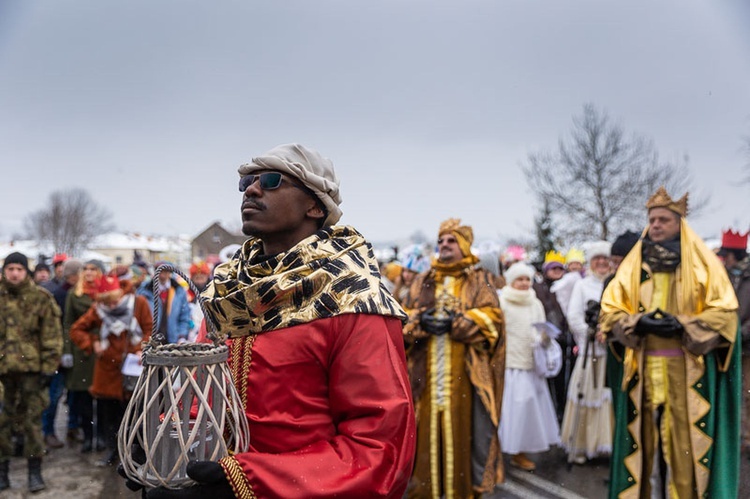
143,144,415,498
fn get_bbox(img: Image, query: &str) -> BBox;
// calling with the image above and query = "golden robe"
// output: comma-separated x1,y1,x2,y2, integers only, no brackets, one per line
403,261,505,499
600,220,739,499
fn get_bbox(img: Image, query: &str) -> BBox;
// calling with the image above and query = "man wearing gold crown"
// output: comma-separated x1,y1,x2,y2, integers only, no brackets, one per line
402,218,505,498
600,187,740,498
717,228,750,458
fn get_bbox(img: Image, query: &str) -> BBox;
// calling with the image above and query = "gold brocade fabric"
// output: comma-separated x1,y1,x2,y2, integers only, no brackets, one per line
600,220,738,345
200,225,406,338
600,219,739,499
404,266,505,496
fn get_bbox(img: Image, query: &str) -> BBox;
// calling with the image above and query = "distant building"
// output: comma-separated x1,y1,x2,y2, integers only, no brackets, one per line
89,233,191,270
191,222,246,264
0,240,111,269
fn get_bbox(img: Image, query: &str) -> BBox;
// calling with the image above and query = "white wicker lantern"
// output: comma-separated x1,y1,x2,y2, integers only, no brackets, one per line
118,265,250,489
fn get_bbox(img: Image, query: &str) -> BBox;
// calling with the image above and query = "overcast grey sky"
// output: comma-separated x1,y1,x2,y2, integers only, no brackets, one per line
2,0,749,247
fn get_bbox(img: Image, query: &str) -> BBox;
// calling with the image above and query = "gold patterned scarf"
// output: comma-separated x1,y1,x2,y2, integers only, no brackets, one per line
200,225,406,338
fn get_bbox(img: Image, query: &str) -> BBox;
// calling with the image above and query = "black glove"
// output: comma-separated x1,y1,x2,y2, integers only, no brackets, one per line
420,308,453,336
116,442,148,493
146,461,234,499
634,309,684,338
39,373,55,388
584,300,601,329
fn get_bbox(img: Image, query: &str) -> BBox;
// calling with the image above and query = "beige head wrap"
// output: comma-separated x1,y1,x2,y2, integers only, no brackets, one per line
238,144,343,226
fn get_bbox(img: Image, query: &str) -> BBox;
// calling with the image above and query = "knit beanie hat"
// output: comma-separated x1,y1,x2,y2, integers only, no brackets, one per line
34,262,51,274
3,252,29,272
504,262,536,285
85,259,106,273
238,144,343,226
62,259,83,279
611,230,640,257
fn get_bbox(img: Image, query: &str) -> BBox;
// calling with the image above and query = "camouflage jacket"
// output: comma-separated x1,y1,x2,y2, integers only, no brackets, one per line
0,277,63,375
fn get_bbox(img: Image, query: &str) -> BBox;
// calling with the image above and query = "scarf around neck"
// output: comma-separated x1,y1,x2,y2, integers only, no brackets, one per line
431,253,480,281
96,294,143,350
81,277,101,299
200,225,406,338
642,236,681,272
501,286,534,305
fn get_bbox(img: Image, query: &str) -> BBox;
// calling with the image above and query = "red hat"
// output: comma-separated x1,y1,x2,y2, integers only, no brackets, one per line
190,261,211,276
97,275,121,294
720,229,749,250
52,253,68,265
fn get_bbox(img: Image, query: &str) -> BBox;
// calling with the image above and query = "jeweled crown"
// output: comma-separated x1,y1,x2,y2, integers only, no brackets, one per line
645,186,689,217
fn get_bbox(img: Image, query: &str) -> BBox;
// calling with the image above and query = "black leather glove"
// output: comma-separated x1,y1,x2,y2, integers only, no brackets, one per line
146,461,234,498
634,309,684,338
39,373,55,388
420,308,454,336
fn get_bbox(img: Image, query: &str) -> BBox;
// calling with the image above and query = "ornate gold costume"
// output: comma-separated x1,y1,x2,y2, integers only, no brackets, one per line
403,219,505,498
601,216,739,499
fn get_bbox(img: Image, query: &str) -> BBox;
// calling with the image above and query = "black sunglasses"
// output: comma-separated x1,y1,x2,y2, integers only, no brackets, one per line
438,236,457,245
239,172,311,193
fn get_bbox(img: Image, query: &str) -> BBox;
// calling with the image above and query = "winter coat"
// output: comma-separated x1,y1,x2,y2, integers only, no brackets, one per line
550,271,581,319
69,294,152,400
0,278,62,375
137,279,190,343
63,291,97,391
533,278,568,333
567,274,607,357
501,286,546,370
727,258,750,354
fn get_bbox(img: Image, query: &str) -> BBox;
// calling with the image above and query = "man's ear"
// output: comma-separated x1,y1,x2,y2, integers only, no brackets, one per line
306,203,325,222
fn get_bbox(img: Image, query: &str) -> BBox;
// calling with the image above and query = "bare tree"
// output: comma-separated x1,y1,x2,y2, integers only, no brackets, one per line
523,104,702,245
533,198,559,262
24,188,114,255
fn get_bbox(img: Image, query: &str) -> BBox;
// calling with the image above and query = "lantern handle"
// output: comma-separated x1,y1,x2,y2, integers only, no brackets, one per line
148,263,221,347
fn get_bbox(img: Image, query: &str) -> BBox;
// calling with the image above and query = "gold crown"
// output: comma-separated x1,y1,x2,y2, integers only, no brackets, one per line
565,248,585,264
646,186,689,217
543,250,566,265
